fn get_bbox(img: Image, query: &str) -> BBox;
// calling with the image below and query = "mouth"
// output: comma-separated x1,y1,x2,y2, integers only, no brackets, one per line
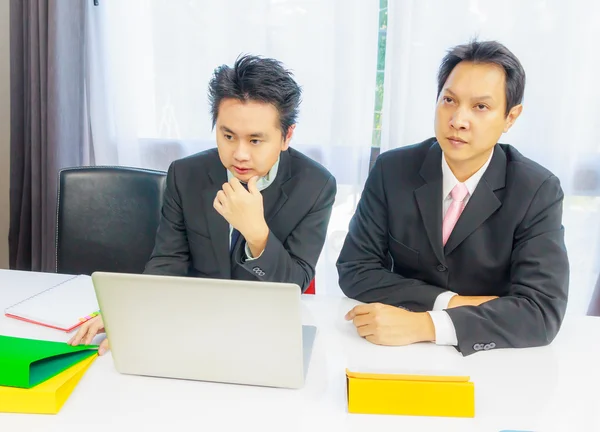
233,166,251,175
447,136,467,147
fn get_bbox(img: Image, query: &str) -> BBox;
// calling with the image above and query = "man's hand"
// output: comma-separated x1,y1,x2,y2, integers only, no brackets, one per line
448,295,498,308
213,176,269,257
68,315,110,355
345,303,435,346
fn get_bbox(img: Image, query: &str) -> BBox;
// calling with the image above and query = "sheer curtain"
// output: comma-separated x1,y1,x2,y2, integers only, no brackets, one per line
85,0,379,295
381,0,600,315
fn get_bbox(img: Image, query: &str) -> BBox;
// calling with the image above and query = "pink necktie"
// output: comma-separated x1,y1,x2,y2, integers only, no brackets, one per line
442,183,469,246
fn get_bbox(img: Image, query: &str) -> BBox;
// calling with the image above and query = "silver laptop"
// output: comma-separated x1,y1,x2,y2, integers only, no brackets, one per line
91,272,316,389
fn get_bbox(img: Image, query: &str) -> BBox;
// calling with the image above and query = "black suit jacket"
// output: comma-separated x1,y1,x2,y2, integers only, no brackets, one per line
145,147,336,291
337,138,569,356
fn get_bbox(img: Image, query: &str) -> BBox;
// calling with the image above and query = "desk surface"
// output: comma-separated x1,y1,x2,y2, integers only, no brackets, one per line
1,269,599,431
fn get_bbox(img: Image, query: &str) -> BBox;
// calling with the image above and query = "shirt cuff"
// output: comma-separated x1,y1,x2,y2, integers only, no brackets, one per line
244,242,265,261
432,291,457,311
427,310,458,346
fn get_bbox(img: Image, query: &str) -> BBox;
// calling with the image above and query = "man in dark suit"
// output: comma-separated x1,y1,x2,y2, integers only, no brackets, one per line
338,40,569,356
70,55,336,354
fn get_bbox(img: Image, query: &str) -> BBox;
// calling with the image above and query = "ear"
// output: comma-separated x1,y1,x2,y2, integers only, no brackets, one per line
503,104,523,133
282,124,296,151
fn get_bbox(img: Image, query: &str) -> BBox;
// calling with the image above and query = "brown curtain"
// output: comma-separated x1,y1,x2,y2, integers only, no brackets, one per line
9,0,89,271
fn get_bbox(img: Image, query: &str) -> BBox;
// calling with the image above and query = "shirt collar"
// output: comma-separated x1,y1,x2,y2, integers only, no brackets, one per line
442,150,493,200
226,156,280,191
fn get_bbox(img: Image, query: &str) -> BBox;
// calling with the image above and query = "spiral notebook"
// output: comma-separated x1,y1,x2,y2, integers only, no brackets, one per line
4,275,100,333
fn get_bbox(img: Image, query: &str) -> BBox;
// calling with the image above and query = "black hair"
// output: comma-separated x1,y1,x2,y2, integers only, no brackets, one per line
208,54,302,137
437,40,526,116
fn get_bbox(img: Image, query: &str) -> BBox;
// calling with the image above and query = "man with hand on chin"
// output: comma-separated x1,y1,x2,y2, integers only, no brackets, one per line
338,40,569,356
70,55,336,354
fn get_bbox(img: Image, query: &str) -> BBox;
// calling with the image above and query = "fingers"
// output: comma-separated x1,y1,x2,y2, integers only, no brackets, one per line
213,197,223,214
357,324,377,338
215,190,227,206
227,176,245,193
352,314,371,328
68,319,93,346
247,176,259,194
222,182,235,197
345,304,374,320
365,334,383,345
83,326,97,345
69,316,105,346
98,338,110,356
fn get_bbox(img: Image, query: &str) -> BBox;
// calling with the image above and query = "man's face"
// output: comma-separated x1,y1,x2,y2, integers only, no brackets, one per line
216,98,293,182
434,61,522,172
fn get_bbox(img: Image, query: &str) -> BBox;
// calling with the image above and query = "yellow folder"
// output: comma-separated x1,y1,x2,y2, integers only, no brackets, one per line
0,354,96,414
346,369,475,418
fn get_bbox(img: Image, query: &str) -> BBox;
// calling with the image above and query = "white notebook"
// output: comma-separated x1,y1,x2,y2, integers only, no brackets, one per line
4,274,100,332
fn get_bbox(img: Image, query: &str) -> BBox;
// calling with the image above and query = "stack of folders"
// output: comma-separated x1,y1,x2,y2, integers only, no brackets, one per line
0,335,98,414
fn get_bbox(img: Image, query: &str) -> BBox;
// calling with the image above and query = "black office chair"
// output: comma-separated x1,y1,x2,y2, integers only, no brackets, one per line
55,166,167,275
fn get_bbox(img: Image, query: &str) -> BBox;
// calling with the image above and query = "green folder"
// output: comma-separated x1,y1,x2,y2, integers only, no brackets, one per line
0,335,98,389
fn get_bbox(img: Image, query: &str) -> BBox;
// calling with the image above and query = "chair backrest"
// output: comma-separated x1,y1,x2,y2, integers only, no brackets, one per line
56,166,167,275
305,279,315,295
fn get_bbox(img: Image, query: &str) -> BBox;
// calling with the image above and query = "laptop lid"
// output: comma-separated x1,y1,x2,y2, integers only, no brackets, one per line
91,272,309,389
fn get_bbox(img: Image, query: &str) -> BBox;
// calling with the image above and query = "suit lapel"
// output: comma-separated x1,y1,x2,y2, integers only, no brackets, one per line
263,150,291,223
204,160,231,278
414,143,445,265
444,145,506,255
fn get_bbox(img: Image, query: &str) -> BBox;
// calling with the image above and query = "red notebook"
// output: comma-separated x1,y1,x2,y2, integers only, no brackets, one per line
4,275,100,332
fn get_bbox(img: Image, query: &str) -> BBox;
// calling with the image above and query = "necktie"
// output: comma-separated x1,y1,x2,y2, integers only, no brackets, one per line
230,228,241,253
442,183,469,246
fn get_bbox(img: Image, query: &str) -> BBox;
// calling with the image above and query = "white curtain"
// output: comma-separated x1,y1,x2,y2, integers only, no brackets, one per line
382,0,600,315
85,0,380,295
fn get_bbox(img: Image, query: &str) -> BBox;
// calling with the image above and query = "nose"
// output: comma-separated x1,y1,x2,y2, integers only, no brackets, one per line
449,108,470,131
232,141,251,161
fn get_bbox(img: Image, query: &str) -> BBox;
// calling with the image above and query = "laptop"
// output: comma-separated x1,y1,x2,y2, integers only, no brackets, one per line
91,272,316,389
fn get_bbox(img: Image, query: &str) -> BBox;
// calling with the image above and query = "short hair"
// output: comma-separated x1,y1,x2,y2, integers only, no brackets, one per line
208,54,302,137
437,40,526,116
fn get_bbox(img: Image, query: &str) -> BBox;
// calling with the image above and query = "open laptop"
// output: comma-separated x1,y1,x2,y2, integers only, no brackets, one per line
90,272,316,389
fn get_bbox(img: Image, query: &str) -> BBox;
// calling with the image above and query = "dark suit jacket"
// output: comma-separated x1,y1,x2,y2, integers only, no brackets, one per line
145,147,336,291
337,138,569,356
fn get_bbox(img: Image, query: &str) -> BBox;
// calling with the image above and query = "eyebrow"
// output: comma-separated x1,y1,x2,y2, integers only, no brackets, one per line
444,88,495,102
219,126,266,138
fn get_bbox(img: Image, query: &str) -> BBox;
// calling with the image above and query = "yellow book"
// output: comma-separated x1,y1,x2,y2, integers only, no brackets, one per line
346,369,475,418
0,354,96,414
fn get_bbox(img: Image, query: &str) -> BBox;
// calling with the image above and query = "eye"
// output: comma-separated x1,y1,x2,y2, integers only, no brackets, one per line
475,104,488,111
250,139,261,145
224,134,233,140
442,96,454,104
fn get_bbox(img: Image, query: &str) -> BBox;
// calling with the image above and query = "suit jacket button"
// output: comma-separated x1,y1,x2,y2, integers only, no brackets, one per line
252,266,265,277
436,264,447,272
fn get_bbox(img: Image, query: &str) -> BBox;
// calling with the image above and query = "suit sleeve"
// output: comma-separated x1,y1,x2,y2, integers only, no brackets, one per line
144,162,191,276
446,175,569,356
336,157,448,311
236,175,337,292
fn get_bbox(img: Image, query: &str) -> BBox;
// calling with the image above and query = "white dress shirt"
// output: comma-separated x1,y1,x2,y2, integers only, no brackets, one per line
426,151,493,345
226,157,280,260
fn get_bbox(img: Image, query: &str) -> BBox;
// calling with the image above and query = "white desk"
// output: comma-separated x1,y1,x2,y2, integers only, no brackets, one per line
1,269,599,431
